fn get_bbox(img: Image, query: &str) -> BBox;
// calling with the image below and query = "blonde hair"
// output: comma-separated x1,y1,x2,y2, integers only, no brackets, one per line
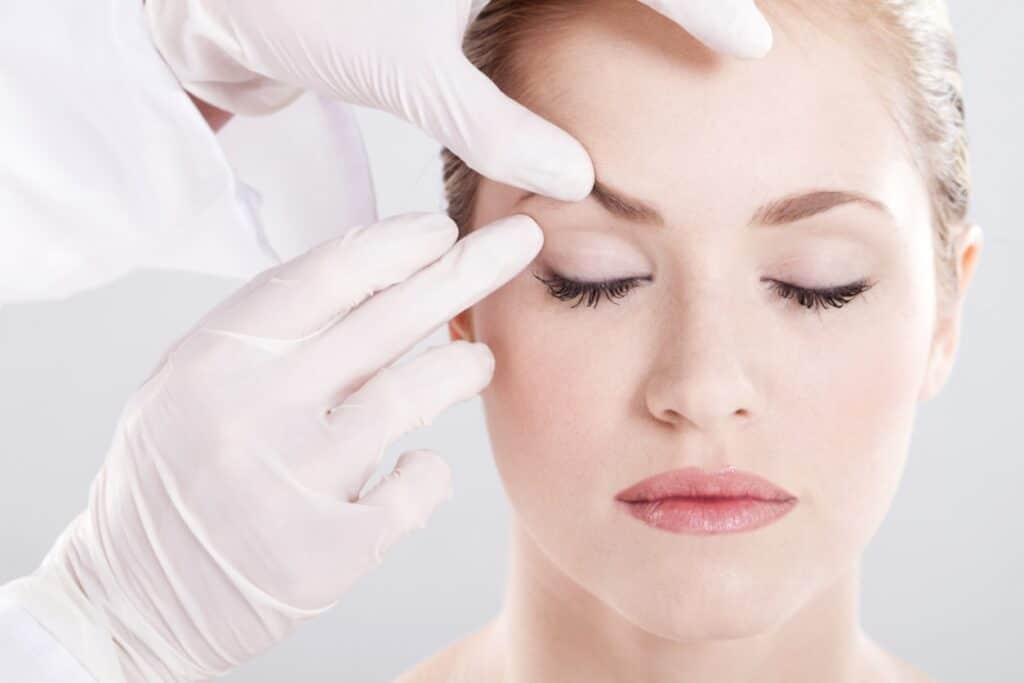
441,0,970,308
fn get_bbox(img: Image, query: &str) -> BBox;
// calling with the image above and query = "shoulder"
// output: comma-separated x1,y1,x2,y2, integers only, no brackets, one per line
858,634,939,683
887,657,939,683
392,621,502,683
393,644,459,683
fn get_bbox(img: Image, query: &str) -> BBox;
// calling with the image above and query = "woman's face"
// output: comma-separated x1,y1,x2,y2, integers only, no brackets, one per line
449,0,956,640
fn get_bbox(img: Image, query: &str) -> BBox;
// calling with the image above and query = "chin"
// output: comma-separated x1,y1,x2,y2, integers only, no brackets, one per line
599,567,805,643
617,595,790,643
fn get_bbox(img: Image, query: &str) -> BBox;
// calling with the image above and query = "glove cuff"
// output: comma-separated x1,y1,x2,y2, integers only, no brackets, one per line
2,529,128,682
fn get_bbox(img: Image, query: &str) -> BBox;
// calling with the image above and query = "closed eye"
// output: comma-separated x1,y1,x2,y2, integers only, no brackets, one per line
532,271,650,309
763,278,876,313
532,271,875,312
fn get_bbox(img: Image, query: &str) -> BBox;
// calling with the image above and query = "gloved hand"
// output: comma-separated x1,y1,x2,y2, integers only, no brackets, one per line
31,211,543,681
143,0,773,203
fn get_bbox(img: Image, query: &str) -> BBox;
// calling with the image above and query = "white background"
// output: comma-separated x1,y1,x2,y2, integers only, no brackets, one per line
2,1,1021,680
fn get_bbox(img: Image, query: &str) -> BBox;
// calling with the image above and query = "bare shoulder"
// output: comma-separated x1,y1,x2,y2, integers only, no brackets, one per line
392,621,502,683
392,642,460,683
859,635,939,683
885,655,939,683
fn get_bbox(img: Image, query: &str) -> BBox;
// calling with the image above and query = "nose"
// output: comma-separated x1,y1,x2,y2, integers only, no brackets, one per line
645,296,759,432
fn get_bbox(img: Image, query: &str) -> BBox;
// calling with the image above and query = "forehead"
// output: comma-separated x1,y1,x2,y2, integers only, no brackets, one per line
510,0,922,231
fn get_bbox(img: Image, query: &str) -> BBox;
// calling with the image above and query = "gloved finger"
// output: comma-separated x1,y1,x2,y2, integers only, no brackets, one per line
413,52,594,202
203,212,459,341
358,449,455,564
637,0,773,58
292,339,494,499
302,214,541,408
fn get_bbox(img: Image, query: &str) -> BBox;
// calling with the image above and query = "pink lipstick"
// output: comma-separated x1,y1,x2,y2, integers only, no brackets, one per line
615,466,798,535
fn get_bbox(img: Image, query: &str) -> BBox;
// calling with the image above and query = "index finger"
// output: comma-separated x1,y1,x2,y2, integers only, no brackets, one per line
303,214,543,403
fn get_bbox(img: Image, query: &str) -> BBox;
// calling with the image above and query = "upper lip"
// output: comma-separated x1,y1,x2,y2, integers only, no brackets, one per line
615,466,797,503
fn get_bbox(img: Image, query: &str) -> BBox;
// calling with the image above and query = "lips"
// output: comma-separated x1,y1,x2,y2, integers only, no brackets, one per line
614,466,798,535
614,466,796,504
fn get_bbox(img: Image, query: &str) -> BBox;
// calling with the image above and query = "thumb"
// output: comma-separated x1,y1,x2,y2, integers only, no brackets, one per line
358,449,455,562
414,52,594,202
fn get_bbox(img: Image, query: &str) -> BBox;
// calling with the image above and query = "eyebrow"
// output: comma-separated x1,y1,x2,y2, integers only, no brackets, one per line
515,180,892,227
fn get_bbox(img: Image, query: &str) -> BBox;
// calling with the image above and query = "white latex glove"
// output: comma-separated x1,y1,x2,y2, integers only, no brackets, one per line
144,0,773,203
27,211,543,681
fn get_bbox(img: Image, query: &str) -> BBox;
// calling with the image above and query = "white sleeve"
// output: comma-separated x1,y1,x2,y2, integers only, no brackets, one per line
0,0,374,307
0,575,125,683
0,0,283,306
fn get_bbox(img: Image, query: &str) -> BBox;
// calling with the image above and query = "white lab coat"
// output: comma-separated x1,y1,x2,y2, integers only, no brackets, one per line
0,0,376,306
0,0,375,679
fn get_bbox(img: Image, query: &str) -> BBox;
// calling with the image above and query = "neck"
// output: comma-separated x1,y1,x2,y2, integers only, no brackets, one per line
492,515,876,683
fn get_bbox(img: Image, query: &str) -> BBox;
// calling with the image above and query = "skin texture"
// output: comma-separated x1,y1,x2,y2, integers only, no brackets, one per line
400,1,982,681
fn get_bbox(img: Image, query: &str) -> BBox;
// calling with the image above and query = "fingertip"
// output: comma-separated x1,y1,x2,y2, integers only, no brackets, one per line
520,132,595,202
393,449,454,511
643,0,774,60
735,6,773,59
395,448,448,473
486,214,545,260
402,211,460,241
473,342,496,375
443,55,595,201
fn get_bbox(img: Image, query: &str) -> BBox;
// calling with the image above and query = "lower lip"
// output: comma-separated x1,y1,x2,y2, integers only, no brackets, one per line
618,496,797,535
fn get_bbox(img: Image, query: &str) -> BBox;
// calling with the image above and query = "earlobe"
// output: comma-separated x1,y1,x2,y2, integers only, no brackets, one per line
918,317,958,402
917,223,984,403
955,223,984,294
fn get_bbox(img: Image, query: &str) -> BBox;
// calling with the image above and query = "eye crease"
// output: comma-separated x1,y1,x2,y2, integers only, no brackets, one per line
532,271,876,312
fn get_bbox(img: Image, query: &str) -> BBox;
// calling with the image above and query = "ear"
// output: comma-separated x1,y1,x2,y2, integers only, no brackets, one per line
918,223,984,402
448,307,477,344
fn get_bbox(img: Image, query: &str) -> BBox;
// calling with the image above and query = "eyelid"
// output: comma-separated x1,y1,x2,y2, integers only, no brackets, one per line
536,269,875,313
542,237,651,274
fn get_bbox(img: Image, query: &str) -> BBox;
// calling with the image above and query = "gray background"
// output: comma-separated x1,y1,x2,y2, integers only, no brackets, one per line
1,1,1021,680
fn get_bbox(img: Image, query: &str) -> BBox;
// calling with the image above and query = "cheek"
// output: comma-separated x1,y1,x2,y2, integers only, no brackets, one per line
780,270,935,567
473,283,623,521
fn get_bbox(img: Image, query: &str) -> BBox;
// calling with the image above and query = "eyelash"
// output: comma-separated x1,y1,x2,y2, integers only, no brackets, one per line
766,278,874,312
532,271,875,312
